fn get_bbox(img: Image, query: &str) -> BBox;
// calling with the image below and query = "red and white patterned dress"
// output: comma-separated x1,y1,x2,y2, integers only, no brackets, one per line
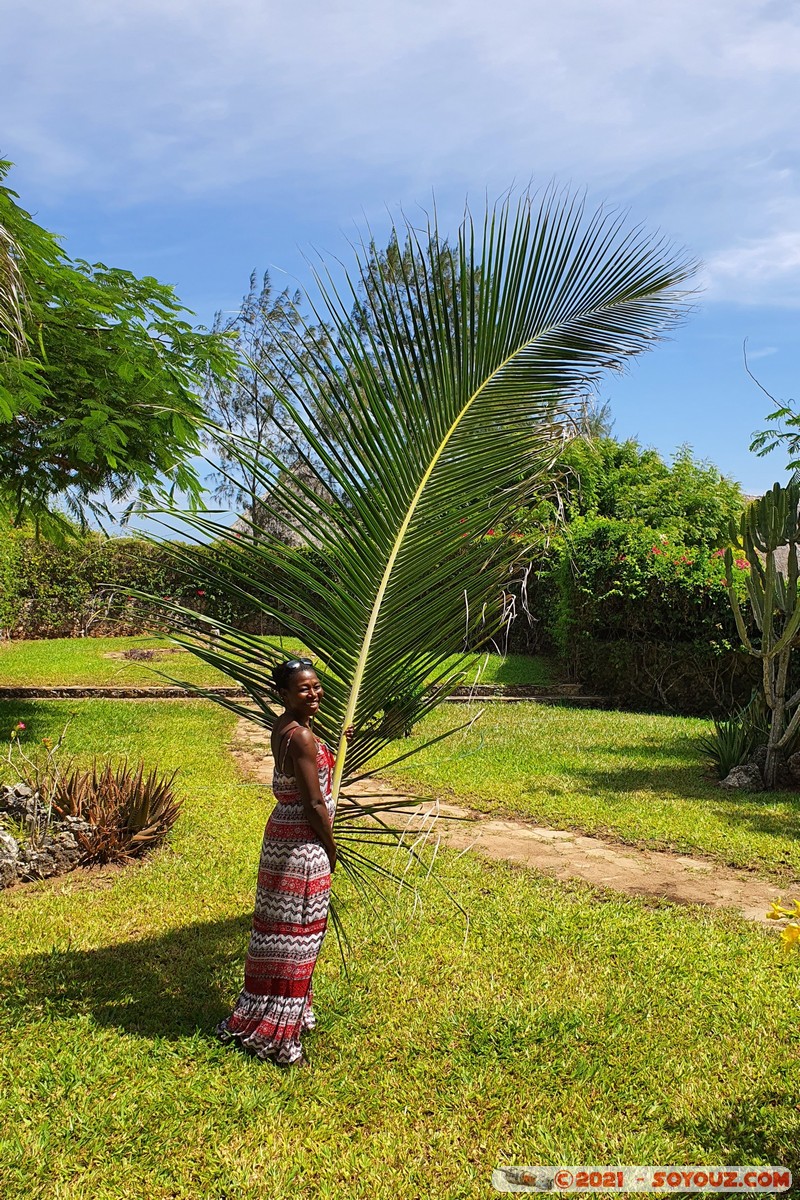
216,733,336,1065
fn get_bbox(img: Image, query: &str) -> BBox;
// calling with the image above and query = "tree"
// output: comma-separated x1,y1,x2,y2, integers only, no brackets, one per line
144,189,692,911
549,437,744,548
203,270,333,528
0,160,236,537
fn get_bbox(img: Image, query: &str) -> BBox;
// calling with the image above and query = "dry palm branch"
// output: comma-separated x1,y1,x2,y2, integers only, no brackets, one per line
139,189,693,915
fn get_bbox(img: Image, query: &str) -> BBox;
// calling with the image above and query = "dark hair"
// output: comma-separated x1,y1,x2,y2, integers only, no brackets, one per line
271,657,315,691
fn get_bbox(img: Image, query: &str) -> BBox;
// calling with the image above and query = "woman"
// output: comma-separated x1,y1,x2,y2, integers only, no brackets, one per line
216,657,349,1068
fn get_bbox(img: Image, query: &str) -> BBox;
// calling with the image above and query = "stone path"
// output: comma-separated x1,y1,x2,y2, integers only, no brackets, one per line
231,719,797,926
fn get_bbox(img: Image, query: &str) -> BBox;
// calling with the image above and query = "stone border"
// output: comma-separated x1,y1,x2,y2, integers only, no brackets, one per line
0,682,606,705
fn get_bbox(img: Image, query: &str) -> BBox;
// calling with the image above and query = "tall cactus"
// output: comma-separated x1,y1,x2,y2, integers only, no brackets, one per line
726,482,800,787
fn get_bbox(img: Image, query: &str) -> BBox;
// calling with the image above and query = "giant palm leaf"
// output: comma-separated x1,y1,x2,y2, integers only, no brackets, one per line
145,189,692,895
0,219,27,359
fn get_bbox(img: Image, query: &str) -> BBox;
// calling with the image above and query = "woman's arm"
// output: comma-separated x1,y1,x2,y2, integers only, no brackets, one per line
286,727,337,871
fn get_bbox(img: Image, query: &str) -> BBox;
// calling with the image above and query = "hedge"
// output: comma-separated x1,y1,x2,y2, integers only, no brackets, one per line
0,529,287,639
0,520,766,718
546,516,758,714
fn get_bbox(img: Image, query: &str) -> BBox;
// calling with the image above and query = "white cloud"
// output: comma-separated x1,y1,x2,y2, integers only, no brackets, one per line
705,231,800,305
3,0,800,301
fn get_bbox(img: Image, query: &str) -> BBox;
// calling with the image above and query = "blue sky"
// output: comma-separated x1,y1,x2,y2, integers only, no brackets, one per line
3,0,800,500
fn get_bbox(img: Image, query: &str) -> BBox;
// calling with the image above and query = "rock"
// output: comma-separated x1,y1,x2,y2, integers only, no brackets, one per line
774,755,793,789
787,752,800,785
0,783,41,826
720,763,764,792
749,745,768,774
17,837,82,881
0,828,19,887
59,814,93,837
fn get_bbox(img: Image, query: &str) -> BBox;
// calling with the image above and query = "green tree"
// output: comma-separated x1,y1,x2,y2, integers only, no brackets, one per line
203,270,332,529
547,436,744,548
0,160,235,537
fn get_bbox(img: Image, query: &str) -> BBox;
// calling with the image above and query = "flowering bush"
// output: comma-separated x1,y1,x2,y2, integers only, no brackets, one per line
551,517,758,713
554,517,749,647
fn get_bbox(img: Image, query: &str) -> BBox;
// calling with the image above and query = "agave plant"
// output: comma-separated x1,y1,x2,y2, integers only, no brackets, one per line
141,189,692,901
52,758,181,864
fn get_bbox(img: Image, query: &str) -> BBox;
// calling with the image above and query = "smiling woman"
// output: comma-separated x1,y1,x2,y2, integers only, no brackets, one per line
216,658,351,1068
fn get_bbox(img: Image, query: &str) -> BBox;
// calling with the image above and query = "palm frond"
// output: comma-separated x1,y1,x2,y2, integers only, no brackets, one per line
0,219,28,357
138,187,692,913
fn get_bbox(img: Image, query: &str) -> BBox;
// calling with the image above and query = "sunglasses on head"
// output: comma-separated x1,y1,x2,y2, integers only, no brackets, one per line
282,657,314,671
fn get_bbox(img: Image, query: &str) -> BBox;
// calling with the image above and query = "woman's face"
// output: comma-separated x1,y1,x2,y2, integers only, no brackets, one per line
282,668,324,718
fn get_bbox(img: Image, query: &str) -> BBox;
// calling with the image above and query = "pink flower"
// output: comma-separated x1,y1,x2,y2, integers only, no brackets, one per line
711,548,725,559
651,546,662,555
196,589,206,596
734,558,750,571
487,528,496,536
16,722,25,730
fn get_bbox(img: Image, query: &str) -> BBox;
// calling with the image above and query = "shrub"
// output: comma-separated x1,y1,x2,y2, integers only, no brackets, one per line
698,715,758,780
52,759,181,864
548,516,757,713
0,525,305,639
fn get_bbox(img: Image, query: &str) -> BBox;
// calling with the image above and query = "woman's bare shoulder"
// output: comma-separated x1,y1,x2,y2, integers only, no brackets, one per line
285,725,317,757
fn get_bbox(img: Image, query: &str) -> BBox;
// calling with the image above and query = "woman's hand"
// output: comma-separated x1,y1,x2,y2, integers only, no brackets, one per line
343,725,355,743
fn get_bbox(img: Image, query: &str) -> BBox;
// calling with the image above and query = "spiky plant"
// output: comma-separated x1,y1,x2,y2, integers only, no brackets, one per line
725,481,800,787
140,189,692,904
53,759,181,864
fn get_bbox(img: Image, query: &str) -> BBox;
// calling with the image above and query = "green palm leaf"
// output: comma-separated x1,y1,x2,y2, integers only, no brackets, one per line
141,188,692,901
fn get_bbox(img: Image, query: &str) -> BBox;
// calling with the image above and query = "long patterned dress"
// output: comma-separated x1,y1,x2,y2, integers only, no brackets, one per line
216,732,336,1065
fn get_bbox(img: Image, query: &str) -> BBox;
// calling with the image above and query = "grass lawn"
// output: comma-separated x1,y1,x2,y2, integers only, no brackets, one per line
379,705,800,885
1,699,799,1199
0,636,555,689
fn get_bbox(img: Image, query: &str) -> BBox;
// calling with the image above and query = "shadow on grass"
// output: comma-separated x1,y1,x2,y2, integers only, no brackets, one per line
522,746,800,851
3,914,252,1040
570,762,800,835
0,700,56,747
669,1090,800,1169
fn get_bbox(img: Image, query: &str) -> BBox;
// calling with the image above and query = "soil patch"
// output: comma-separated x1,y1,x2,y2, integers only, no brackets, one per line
101,647,189,661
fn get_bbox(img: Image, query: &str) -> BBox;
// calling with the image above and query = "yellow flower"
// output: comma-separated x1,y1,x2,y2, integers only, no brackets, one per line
766,902,786,920
780,923,800,952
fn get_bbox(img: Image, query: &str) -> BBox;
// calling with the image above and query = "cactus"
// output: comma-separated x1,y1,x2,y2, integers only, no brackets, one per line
725,482,800,787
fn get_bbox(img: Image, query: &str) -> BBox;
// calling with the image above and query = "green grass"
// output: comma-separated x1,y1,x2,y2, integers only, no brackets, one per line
0,699,799,1198
379,704,800,884
0,636,234,687
0,636,555,688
